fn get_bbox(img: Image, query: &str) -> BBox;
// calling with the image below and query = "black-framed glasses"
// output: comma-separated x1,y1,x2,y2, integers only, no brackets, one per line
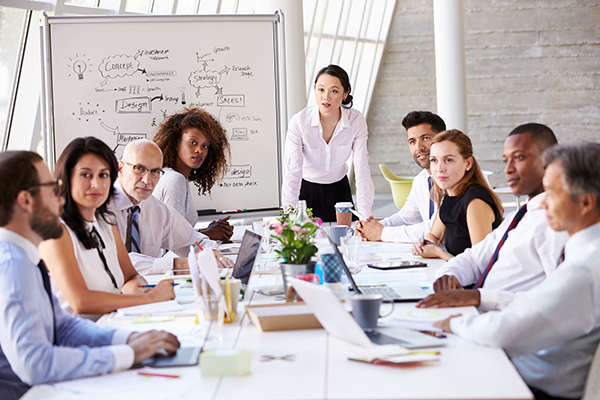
122,161,164,178
28,179,63,196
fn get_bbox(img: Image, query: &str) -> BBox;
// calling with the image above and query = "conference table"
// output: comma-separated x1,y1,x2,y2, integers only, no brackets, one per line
23,233,533,400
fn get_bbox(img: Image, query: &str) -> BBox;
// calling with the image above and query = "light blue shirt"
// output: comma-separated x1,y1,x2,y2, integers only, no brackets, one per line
451,221,600,398
0,228,133,400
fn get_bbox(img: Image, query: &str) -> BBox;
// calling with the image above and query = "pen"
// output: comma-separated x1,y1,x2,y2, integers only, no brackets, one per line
350,209,367,220
194,241,203,251
138,283,180,288
138,371,180,379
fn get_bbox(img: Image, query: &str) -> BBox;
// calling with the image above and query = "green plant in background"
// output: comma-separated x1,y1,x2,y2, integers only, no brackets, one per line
277,204,314,224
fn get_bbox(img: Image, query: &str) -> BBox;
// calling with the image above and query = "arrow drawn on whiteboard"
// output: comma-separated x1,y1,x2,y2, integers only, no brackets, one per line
100,78,108,86
151,95,164,102
137,68,147,74
100,121,120,135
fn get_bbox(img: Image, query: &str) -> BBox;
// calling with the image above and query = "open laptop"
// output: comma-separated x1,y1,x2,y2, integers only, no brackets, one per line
290,278,445,349
328,236,433,302
231,230,262,296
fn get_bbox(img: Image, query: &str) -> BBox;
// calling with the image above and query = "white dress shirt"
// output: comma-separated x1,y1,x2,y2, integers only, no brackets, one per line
108,181,214,275
52,218,124,320
0,228,133,399
435,192,568,311
379,168,436,243
282,104,374,217
450,222,600,399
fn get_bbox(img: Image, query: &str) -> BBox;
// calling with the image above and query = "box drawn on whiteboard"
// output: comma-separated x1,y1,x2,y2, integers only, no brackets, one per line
115,97,151,113
225,165,252,179
231,128,248,141
217,94,245,107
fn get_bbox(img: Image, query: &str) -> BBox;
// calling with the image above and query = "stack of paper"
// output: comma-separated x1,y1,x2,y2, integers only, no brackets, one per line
116,300,184,317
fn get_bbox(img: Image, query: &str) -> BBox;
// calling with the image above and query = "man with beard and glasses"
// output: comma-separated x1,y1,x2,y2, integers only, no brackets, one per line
356,111,446,242
0,151,179,400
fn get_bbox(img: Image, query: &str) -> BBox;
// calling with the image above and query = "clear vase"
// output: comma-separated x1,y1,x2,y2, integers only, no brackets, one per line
280,261,316,295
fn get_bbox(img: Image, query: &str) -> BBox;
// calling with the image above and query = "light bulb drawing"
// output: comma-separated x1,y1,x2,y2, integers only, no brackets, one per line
73,60,87,80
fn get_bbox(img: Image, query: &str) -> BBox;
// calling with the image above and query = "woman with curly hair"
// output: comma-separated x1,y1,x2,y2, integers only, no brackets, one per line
153,107,233,241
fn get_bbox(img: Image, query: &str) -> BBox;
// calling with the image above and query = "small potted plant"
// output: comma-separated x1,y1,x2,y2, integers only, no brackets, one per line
270,205,322,294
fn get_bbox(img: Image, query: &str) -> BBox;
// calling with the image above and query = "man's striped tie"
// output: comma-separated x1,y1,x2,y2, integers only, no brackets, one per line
126,205,141,253
475,204,528,289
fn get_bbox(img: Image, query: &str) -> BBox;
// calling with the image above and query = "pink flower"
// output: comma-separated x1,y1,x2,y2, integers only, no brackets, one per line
291,225,301,232
273,225,284,234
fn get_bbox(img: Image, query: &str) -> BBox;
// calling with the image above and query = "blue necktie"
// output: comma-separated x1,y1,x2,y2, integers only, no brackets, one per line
428,176,434,219
126,205,140,253
37,260,57,345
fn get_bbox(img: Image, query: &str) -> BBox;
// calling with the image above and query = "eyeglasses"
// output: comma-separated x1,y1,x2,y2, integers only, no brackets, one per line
28,179,63,196
122,161,164,178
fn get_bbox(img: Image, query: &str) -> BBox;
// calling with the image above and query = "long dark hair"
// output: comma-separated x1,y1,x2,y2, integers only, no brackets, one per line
430,130,504,215
54,137,118,249
153,107,230,196
314,64,354,108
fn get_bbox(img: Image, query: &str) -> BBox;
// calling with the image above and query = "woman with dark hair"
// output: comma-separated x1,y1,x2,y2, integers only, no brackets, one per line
282,64,374,222
153,107,233,241
412,129,504,260
39,137,174,320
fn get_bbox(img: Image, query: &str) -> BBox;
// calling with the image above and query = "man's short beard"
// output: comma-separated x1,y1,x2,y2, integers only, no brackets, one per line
31,201,63,241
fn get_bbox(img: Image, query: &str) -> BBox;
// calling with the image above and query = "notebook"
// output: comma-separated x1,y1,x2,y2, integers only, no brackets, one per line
327,235,433,302
290,278,445,349
231,230,262,294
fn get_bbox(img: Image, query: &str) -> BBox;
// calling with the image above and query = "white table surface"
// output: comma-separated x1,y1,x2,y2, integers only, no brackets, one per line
23,237,533,400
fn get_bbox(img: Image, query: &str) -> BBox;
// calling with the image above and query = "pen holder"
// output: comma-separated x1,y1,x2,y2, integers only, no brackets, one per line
196,293,224,341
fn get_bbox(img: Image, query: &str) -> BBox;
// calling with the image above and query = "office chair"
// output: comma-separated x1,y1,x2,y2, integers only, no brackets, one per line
583,341,600,400
379,164,414,209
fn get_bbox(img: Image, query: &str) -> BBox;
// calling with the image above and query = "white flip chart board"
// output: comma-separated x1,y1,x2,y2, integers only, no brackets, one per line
41,13,285,214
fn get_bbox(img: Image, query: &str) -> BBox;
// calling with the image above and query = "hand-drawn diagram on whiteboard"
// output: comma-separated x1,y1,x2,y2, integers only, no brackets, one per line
42,15,284,213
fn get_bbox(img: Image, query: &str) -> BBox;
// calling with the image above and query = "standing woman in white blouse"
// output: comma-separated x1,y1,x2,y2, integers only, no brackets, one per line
282,64,374,222
39,137,174,320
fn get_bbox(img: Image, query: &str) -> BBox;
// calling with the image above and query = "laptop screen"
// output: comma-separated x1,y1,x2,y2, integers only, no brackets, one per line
232,230,262,291
326,235,361,294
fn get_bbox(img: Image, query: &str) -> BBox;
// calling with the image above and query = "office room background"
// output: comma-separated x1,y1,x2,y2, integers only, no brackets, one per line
1,0,598,195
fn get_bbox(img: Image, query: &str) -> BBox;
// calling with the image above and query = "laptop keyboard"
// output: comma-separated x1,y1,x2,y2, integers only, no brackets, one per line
365,330,409,346
360,286,399,301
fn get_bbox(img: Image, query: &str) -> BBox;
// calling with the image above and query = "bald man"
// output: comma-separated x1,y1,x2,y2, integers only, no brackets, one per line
108,140,232,275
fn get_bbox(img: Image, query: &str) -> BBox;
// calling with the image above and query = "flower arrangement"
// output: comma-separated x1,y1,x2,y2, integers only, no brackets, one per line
277,204,314,224
269,216,322,264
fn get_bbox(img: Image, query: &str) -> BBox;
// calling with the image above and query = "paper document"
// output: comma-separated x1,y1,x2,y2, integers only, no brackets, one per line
116,300,184,316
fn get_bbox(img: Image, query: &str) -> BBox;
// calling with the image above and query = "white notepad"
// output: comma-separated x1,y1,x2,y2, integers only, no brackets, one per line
116,300,184,316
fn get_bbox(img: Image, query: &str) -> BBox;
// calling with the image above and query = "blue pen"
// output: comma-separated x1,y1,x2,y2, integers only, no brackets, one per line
138,283,180,288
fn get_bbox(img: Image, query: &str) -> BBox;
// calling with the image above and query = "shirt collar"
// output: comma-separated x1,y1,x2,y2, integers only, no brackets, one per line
565,221,600,260
0,227,41,265
524,191,545,211
113,179,137,211
308,104,350,131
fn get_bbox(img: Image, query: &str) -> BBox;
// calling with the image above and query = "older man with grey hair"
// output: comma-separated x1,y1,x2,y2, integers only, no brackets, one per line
435,141,600,400
108,139,232,275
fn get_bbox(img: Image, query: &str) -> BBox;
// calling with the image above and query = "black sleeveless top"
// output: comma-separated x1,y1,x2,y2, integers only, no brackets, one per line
440,184,502,256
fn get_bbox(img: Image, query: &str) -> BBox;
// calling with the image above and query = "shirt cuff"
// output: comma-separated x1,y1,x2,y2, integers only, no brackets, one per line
478,289,515,312
112,329,134,345
110,344,135,372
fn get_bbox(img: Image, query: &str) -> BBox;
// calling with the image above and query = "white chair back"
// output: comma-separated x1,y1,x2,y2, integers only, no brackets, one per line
583,341,600,400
